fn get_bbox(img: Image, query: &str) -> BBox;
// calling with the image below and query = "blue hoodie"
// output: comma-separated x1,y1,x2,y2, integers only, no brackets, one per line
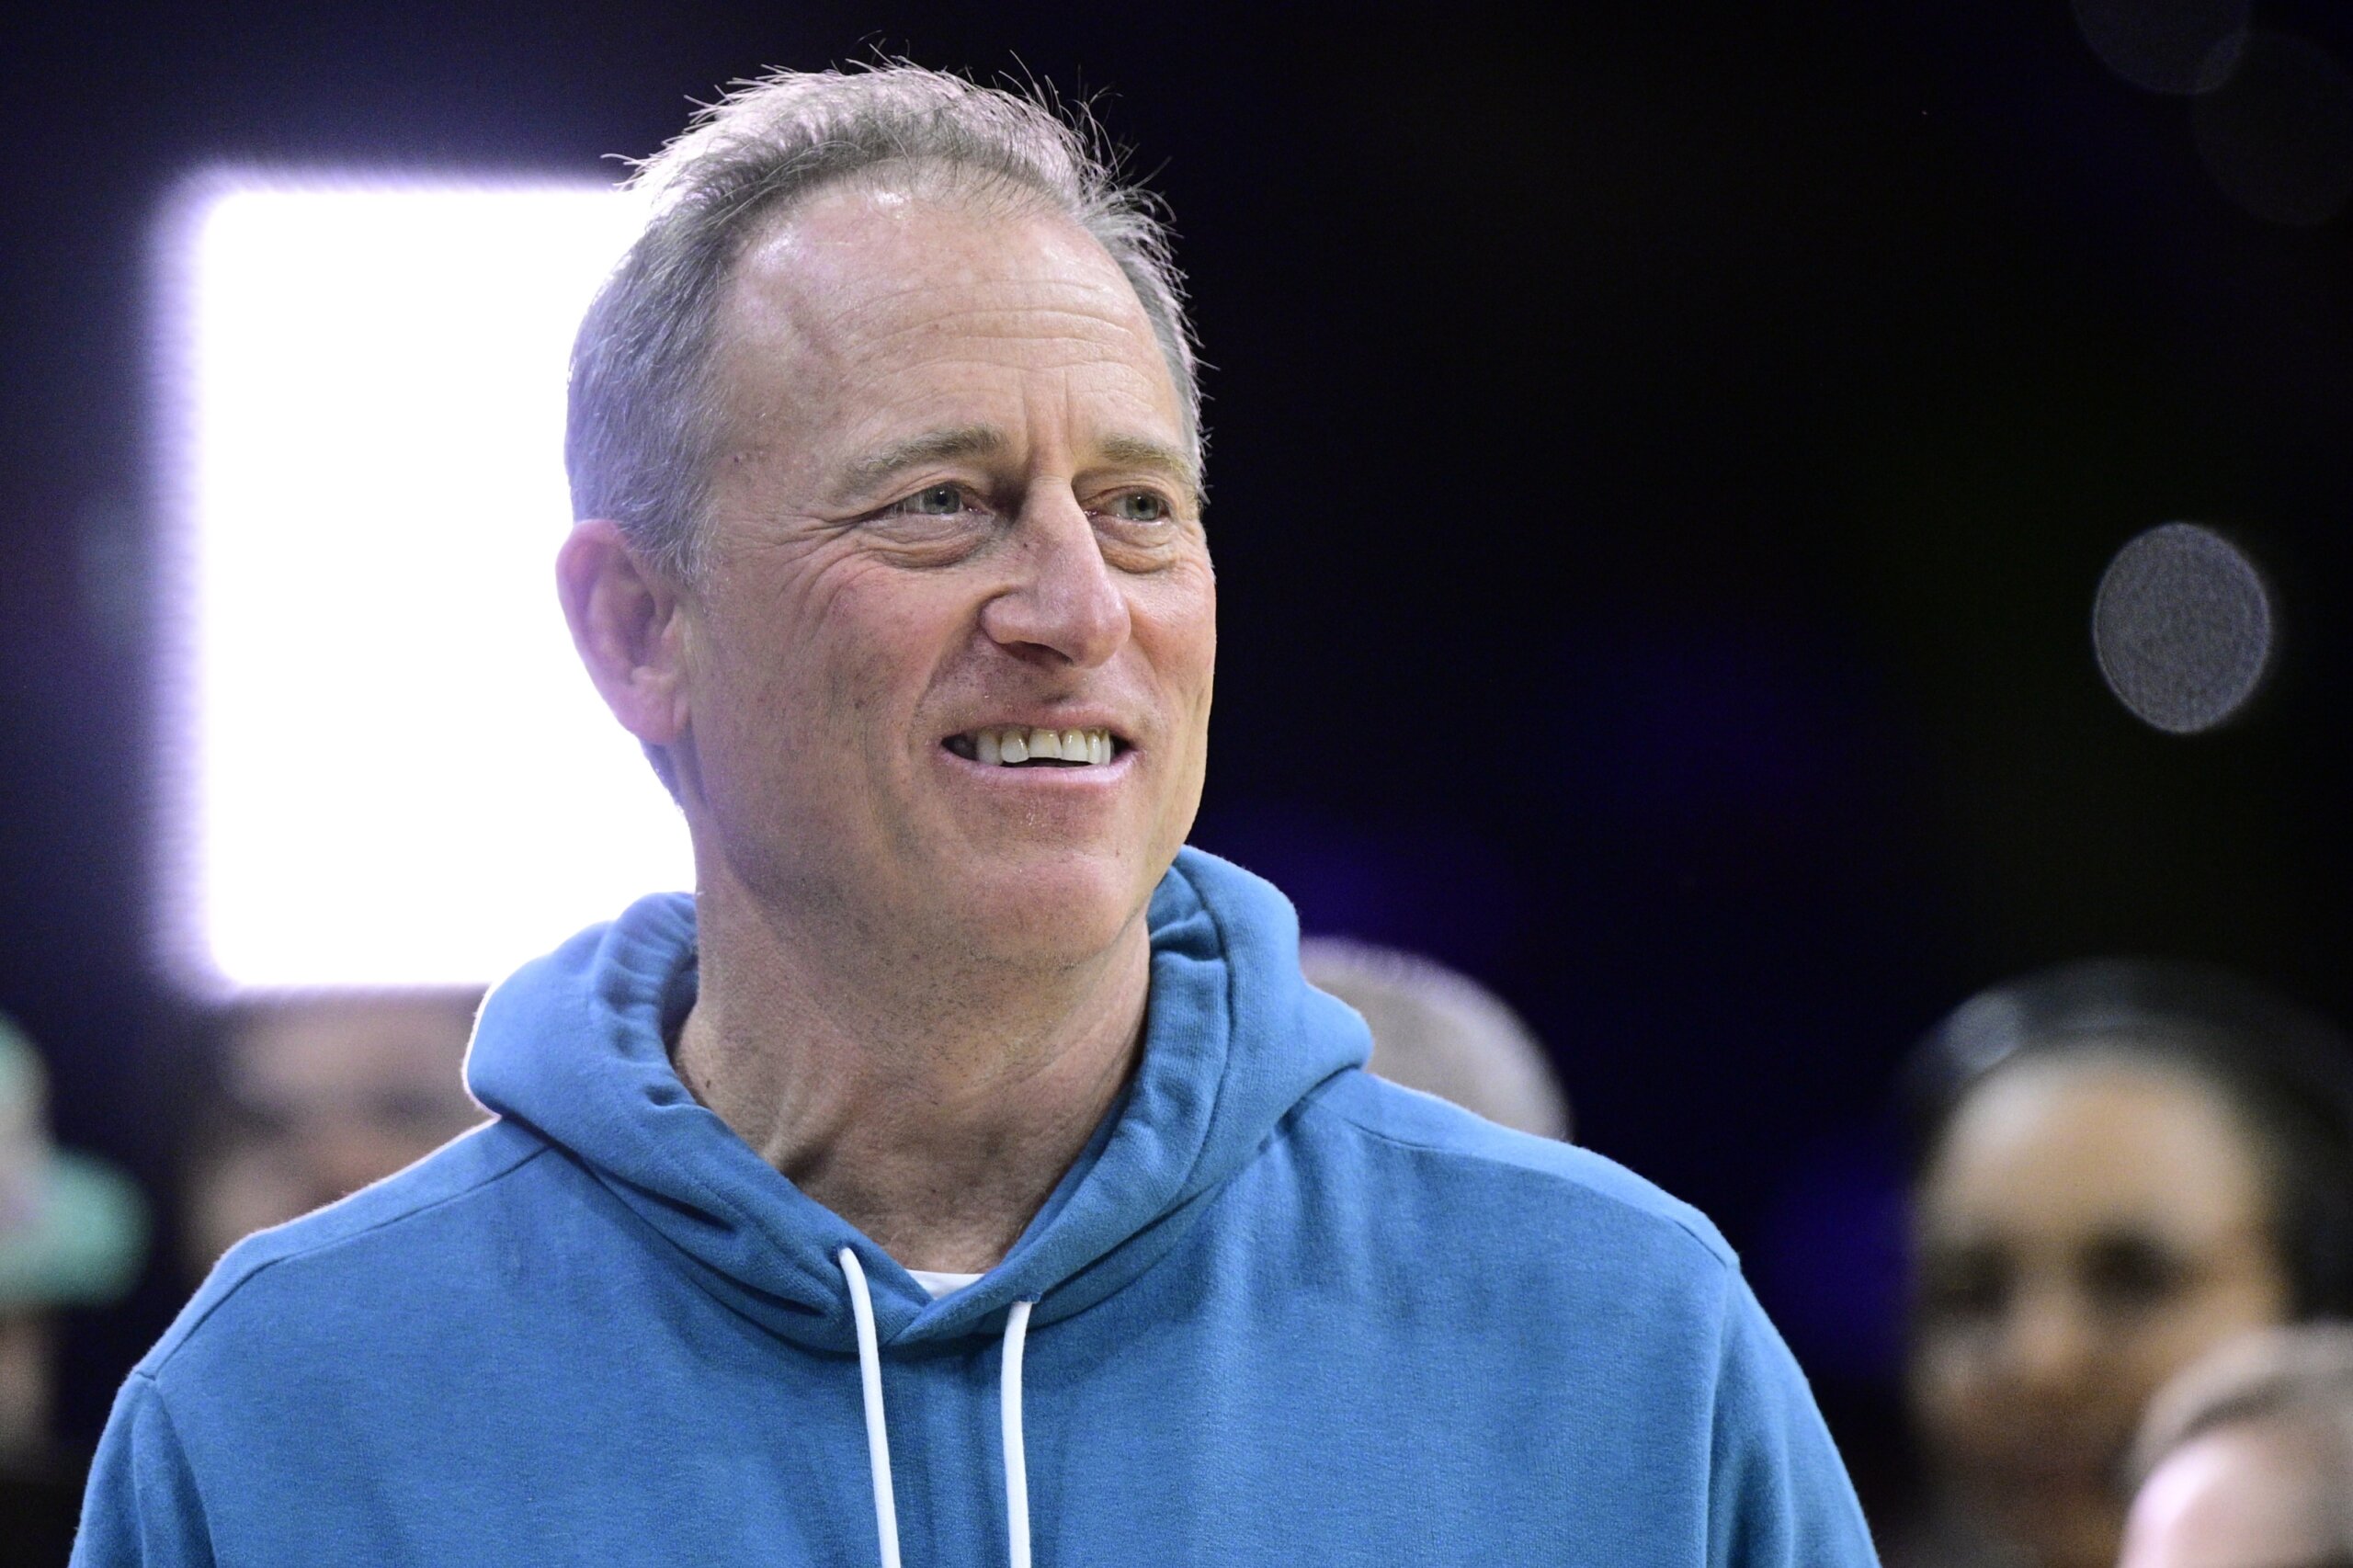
76,849,1877,1565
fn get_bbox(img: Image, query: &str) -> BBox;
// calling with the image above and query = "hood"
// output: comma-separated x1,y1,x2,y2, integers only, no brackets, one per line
465,846,1369,1353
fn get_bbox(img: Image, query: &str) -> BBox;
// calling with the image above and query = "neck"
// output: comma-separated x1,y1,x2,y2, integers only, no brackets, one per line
674,878,1150,1274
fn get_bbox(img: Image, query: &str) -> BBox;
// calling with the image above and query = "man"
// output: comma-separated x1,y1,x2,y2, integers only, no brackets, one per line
180,990,488,1279
2120,1324,2353,1568
75,67,1875,1564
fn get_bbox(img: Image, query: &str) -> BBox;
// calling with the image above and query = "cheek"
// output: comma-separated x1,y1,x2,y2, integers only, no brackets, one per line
703,558,961,746
1908,1331,1999,1443
1135,562,1218,700
2128,1270,2291,1386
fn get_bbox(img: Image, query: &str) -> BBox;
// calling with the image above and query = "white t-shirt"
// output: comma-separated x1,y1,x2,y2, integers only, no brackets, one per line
907,1269,983,1300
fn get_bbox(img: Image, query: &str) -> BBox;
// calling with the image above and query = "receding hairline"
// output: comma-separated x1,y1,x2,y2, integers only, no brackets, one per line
714,169,1174,346
705,185,1204,507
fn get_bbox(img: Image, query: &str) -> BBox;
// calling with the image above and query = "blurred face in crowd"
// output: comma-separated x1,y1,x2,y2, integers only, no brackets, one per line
658,182,1214,968
1907,1051,2293,1568
185,992,487,1277
0,1312,52,1463
2119,1417,2347,1568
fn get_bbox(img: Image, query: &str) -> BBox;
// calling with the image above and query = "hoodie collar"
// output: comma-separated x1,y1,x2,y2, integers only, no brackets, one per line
466,848,1370,1352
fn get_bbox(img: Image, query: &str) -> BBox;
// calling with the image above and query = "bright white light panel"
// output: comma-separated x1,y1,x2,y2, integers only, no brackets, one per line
159,175,691,991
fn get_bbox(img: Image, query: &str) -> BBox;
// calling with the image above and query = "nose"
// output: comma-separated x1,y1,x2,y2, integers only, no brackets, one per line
1999,1285,2100,1401
978,495,1131,668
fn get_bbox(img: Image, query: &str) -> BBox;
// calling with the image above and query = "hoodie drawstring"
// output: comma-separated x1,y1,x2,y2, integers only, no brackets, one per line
836,1246,1036,1568
838,1248,903,1568
1001,1299,1034,1568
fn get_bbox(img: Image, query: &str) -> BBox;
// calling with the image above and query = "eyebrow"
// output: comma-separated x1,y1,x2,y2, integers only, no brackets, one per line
849,425,1009,491
846,425,1202,508
1093,432,1203,504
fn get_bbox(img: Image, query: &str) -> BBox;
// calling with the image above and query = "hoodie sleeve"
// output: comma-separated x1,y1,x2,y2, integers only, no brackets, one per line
71,1375,216,1568
1706,1269,1881,1567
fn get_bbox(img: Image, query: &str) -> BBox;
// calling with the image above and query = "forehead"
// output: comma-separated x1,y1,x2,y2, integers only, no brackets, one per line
709,180,1181,454
1921,1053,2272,1239
233,996,479,1096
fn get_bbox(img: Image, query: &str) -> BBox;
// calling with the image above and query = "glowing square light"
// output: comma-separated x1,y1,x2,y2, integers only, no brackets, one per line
156,173,689,992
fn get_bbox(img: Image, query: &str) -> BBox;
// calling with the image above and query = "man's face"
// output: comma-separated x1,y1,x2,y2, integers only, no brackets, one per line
670,183,1214,965
185,993,488,1278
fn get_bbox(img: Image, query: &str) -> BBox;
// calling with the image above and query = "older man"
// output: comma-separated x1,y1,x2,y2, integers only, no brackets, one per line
75,68,1874,1566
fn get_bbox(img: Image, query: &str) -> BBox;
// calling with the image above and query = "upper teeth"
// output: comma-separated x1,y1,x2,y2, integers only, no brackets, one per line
972,726,1115,767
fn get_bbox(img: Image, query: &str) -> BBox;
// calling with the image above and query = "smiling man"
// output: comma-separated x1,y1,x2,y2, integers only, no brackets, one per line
75,68,1875,1566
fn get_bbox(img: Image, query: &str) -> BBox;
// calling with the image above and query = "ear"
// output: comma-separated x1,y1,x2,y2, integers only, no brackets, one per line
556,518,691,750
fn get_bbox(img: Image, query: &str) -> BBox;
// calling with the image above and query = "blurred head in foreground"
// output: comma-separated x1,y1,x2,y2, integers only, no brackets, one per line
1297,938,1569,1140
0,1015,145,1466
183,990,488,1278
2120,1323,2353,1568
1899,960,2353,1568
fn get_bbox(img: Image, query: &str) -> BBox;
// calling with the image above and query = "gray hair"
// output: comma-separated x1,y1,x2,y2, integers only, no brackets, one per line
2129,1323,2353,1543
566,64,1203,582
1298,938,1573,1141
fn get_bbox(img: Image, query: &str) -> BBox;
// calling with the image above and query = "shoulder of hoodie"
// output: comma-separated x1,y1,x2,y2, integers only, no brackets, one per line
1295,1066,1739,1278
133,1116,554,1382
1160,854,1732,1282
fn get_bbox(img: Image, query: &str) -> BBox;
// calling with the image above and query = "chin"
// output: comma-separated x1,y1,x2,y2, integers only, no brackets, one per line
1982,1490,2123,1568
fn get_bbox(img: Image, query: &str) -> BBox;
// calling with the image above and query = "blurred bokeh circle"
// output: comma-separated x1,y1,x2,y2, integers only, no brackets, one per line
2093,522,2275,734
2072,0,2250,95
2194,31,2353,226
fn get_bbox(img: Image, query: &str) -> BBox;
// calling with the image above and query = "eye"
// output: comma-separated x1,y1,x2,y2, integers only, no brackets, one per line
1099,490,1174,525
887,483,972,517
1918,1244,2011,1325
2079,1233,2190,1317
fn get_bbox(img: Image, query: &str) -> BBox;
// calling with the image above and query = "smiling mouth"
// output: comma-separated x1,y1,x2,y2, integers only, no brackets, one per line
943,725,1124,767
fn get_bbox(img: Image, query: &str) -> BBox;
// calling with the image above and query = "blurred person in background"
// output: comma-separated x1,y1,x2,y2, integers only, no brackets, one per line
1893,960,2353,1568
2118,1323,2353,1568
180,990,487,1278
1297,937,1570,1140
0,1016,144,1554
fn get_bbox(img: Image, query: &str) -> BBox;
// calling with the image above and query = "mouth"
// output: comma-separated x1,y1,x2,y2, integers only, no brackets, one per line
942,724,1127,768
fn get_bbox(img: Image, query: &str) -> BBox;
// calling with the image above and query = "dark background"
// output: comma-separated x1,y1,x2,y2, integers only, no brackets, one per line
5,0,2349,1516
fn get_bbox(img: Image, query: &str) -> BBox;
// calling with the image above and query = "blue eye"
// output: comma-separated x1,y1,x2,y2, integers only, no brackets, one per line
897,483,968,516
1106,492,1172,523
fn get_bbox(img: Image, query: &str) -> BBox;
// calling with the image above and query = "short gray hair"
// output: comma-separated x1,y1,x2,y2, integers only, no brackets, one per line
566,64,1203,581
1298,938,1573,1141
2129,1323,2353,1544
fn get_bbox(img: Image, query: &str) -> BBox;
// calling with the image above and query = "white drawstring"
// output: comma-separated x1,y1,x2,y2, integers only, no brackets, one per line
836,1246,1039,1568
1001,1298,1034,1568
837,1247,903,1568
